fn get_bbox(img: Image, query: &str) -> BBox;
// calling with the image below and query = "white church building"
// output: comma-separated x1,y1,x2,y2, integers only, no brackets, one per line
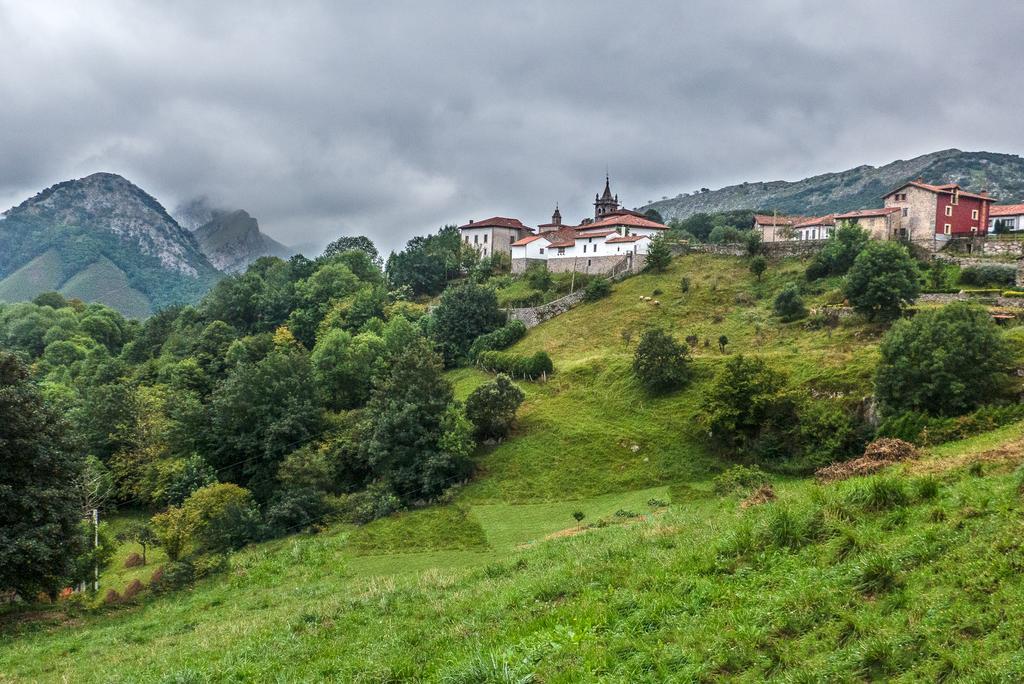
460,176,667,276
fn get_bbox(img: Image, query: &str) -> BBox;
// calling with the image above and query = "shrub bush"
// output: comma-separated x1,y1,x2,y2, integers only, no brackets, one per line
843,241,921,320
468,320,527,359
584,277,612,302
773,283,807,321
103,589,121,605
150,561,194,593
477,350,553,380
959,264,1016,287
713,465,770,494
877,404,1024,445
338,481,402,524
264,487,333,537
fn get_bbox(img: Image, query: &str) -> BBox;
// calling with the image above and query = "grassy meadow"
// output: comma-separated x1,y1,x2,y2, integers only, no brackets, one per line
5,253,1024,681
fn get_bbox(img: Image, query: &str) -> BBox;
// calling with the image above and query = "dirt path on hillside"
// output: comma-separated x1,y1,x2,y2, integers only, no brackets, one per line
905,437,1024,476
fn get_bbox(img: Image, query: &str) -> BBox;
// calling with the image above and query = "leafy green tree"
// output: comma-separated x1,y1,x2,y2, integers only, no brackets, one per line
876,302,1012,417
843,241,920,320
701,354,793,453
363,339,474,501
749,255,767,281
524,264,553,291
311,328,385,410
0,352,85,598
207,330,323,497
632,329,691,393
745,231,763,257
718,334,729,353
773,283,807,321
152,483,260,558
464,374,526,441
806,221,870,279
322,235,380,264
116,522,157,565
643,208,664,224
645,235,673,272
430,282,506,365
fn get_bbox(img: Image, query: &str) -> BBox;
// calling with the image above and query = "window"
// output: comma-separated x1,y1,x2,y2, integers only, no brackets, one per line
951,191,959,205
971,226,978,233
943,223,952,235
557,248,565,256
539,248,544,255
587,259,592,267
483,234,488,243
972,209,979,220
902,208,908,217
945,205,953,217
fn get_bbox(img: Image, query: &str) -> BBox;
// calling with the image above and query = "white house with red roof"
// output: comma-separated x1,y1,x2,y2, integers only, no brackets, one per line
988,204,1024,233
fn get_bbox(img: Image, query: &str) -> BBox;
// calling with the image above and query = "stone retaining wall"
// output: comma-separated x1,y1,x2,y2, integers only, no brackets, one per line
504,267,635,328
917,292,1024,308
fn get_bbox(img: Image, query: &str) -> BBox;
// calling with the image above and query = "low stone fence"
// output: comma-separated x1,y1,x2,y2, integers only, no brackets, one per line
918,292,1024,308
678,240,827,258
504,266,635,328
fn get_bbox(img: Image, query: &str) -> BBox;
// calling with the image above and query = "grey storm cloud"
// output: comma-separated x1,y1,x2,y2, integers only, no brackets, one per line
2,0,1024,255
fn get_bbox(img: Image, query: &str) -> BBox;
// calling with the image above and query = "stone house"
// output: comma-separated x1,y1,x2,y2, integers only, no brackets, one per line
883,180,994,242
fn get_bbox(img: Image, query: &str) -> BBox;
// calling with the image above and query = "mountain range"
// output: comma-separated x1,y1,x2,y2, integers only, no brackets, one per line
0,174,293,316
174,198,292,273
643,149,1024,221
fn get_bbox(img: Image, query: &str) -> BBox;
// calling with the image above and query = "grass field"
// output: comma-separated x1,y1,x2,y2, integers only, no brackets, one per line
5,253,1022,681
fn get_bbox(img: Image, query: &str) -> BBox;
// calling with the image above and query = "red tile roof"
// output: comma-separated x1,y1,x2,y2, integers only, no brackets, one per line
574,229,617,239
885,181,995,202
510,235,543,247
606,234,651,243
793,215,835,228
585,214,667,230
753,214,811,226
989,204,1024,217
459,216,534,231
834,207,900,219
540,229,578,248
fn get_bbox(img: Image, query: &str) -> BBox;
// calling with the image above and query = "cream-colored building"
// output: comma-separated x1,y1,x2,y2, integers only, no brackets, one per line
832,207,902,240
458,217,534,258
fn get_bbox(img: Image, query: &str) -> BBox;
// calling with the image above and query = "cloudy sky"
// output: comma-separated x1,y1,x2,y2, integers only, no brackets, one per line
2,1,1023,254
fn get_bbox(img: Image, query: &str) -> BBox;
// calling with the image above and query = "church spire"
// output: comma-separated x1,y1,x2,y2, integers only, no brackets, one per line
551,203,562,226
594,173,620,219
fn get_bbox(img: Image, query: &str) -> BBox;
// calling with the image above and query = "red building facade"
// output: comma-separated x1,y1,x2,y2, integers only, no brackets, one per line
884,181,994,241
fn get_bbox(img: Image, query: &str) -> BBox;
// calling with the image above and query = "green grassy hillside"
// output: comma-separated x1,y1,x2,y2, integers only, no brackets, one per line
0,250,153,318
59,256,152,318
0,249,64,302
5,254,1020,681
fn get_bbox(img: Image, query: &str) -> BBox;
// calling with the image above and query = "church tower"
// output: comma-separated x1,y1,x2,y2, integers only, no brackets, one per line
551,204,562,227
594,174,620,220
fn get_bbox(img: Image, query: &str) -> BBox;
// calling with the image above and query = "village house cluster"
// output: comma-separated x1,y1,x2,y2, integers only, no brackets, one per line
458,176,666,276
755,180,998,245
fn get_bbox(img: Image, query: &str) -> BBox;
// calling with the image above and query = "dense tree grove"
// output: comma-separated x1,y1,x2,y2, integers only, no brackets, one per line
0,353,85,598
0,233,530,596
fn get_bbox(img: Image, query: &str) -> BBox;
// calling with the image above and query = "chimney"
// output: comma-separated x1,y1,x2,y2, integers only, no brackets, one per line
980,190,989,197
468,219,474,224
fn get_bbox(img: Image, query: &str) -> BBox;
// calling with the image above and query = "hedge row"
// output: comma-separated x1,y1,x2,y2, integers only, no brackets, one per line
476,350,553,380
469,320,527,358
877,404,1024,446
959,265,1016,287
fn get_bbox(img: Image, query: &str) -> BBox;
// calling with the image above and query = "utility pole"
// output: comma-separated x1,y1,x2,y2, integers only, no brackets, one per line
570,256,578,293
92,508,99,592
